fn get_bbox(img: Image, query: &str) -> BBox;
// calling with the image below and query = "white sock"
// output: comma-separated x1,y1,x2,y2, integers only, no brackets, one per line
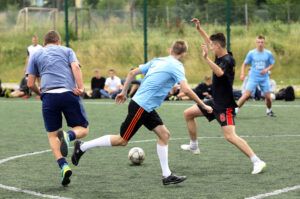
235,107,239,114
267,108,272,113
157,144,172,177
80,135,112,152
250,155,261,164
190,140,198,150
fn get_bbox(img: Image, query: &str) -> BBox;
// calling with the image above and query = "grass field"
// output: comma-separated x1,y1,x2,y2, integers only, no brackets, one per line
0,98,300,199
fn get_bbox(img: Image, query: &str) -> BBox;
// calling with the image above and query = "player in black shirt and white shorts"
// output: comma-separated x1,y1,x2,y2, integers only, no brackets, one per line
181,18,266,175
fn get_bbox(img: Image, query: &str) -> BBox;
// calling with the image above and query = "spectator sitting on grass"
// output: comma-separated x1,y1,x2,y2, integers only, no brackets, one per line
174,75,212,100
8,76,30,98
121,68,143,98
86,69,106,99
100,69,122,99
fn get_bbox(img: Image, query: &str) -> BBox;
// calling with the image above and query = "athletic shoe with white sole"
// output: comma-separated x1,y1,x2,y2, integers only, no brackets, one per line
251,161,266,174
162,173,187,185
180,144,200,155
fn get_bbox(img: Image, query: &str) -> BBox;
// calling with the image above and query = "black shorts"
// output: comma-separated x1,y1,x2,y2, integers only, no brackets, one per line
197,99,235,127
120,100,163,141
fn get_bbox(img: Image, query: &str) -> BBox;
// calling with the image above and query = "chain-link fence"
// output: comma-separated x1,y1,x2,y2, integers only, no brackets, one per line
0,3,300,84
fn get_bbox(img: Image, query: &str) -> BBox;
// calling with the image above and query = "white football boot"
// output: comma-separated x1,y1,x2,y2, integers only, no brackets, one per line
251,161,266,174
180,144,200,155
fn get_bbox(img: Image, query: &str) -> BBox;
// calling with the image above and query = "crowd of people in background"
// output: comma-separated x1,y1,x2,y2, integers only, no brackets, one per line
0,35,295,102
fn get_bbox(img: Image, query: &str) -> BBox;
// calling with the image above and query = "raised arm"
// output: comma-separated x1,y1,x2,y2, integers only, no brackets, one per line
115,68,141,104
70,62,84,96
202,44,224,77
180,81,213,113
191,18,211,46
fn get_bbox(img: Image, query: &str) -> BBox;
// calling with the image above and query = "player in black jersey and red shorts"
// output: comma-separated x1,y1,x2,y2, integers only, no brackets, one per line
181,18,266,175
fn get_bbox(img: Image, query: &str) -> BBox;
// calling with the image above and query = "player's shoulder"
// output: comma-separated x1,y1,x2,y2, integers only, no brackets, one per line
264,49,273,55
222,53,235,65
248,49,257,54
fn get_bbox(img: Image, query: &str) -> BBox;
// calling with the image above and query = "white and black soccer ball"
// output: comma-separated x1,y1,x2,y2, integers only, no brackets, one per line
128,147,145,164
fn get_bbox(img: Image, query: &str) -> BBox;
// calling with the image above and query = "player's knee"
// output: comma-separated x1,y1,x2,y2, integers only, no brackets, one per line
224,133,236,143
161,130,170,141
184,109,193,120
82,127,89,136
116,136,128,146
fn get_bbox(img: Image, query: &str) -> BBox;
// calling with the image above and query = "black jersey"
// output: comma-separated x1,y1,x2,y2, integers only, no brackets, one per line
91,77,106,90
212,53,237,110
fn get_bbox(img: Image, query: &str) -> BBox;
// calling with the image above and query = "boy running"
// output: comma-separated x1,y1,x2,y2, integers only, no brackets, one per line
71,40,213,185
26,30,89,186
237,35,276,117
181,19,266,174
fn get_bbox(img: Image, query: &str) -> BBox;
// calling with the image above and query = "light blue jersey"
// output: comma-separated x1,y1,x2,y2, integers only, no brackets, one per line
244,49,275,81
133,56,187,112
26,44,79,91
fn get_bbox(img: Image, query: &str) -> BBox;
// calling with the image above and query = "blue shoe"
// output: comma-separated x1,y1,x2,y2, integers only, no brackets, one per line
61,164,72,186
58,131,70,157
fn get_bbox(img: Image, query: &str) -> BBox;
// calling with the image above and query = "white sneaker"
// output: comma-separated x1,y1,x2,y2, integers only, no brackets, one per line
251,161,266,174
180,144,200,155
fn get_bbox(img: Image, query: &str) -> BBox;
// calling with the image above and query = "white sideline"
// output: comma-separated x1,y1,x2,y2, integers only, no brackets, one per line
1,100,300,108
245,185,300,199
0,184,72,199
1,134,300,198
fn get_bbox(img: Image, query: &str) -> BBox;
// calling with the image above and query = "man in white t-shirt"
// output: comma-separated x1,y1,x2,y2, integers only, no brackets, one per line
24,35,43,73
100,69,122,99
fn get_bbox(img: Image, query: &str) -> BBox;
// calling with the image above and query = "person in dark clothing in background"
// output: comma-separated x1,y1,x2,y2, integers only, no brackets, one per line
86,69,106,99
176,75,212,100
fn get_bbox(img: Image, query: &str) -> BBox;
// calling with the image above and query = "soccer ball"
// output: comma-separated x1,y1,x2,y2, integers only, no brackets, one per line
128,147,145,164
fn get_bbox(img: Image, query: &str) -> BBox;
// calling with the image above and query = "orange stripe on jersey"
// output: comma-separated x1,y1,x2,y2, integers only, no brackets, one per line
123,107,144,140
226,108,233,126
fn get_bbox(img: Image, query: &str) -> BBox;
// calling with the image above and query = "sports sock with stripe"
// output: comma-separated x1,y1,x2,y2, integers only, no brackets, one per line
57,158,68,169
80,135,112,152
157,144,172,177
67,130,76,141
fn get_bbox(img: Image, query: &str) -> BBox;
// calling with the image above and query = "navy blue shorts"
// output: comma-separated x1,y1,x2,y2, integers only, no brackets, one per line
41,92,89,132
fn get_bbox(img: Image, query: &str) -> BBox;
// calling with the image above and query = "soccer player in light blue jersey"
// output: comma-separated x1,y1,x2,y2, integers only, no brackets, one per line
26,30,89,186
237,35,276,117
72,40,213,185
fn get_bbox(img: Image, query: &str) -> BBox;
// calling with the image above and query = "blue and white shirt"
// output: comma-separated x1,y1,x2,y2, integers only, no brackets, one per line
133,56,187,112
244,49,275,80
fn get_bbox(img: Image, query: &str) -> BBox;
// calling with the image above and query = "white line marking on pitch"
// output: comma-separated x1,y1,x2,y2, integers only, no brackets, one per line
0,134,300,199
0,184,72,199
245,185,300,199
1,100,300,108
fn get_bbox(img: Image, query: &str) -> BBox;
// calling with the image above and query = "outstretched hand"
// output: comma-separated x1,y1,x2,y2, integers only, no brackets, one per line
115,93,127,104
202,44,208,59
191,18,201,31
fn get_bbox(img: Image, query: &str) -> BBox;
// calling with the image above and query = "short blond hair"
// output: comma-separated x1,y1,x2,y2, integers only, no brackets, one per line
171,40,188,55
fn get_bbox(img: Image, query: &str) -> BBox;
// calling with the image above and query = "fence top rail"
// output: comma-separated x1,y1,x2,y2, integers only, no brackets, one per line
20,7,58,12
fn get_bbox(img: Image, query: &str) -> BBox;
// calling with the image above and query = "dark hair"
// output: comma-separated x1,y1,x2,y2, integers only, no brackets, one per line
44,30,61,45
171,40,188,55
210,33,226,48
109,69,115,73
257,35,265,40
204,75,211,81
